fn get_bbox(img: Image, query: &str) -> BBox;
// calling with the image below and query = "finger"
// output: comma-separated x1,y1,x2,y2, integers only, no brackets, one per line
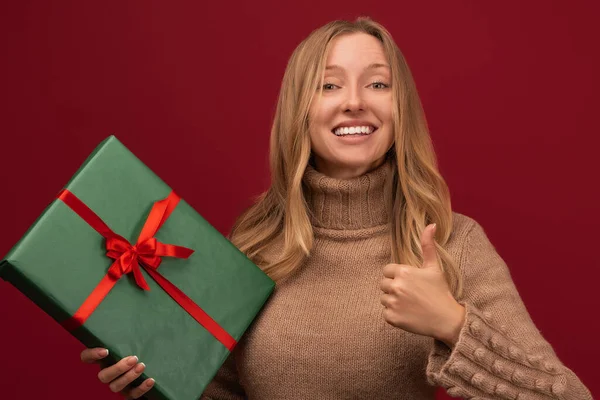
380,293,394,308
108,362,146,394
81,348,109,364
382,263,397,278
380,277,393,294
124,378,156,399
421,223,439,268
383,263,415,280
98,355,139,384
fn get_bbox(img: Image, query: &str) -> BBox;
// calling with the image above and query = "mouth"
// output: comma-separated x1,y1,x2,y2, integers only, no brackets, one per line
331,126,379,137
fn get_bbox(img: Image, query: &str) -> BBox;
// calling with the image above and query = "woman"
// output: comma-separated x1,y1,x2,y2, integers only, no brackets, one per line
80,17,592,399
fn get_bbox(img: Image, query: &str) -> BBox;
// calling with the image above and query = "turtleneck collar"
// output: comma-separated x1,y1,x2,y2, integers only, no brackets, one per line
302,158,394,230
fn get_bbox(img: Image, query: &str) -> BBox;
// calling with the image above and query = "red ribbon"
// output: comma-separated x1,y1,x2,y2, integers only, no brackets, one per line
57,189,237,351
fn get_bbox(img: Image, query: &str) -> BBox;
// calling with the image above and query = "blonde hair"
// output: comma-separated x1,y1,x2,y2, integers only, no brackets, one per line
229,17,463,298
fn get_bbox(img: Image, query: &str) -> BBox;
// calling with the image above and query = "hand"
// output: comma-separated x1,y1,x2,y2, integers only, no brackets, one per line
80,347,155,399
379,223,466,347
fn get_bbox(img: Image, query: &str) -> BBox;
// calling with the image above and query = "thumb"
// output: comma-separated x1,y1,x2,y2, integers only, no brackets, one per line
421,223,439,269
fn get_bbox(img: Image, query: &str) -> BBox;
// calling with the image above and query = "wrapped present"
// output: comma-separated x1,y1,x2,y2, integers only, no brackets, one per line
0,135,275,400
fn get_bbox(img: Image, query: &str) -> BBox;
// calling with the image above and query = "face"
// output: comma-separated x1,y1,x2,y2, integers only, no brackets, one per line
308,32,394,179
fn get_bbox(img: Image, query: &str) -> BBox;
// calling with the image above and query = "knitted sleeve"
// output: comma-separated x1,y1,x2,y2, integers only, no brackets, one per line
199,347,246,399
426,220,593,399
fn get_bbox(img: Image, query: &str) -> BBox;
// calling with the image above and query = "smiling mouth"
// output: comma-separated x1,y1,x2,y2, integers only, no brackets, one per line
331,127,378,137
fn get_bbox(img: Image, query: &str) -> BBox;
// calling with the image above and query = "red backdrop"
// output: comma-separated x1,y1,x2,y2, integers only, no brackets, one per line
0,1,598,399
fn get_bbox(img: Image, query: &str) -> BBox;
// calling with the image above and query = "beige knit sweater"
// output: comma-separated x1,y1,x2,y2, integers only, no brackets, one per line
201,159,592,400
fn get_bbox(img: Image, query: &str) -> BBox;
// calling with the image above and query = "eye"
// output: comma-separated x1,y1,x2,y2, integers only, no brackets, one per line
321,82,338,91
370,81,390,89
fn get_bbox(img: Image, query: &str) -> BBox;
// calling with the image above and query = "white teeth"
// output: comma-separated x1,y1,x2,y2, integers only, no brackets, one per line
333,126,375,136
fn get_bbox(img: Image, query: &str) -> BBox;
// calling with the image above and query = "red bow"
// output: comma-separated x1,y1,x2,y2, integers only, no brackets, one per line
58,189,195,292
105,235,191,291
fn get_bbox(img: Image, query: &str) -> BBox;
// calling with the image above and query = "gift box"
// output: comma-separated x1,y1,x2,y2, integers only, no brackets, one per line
0,135,275,400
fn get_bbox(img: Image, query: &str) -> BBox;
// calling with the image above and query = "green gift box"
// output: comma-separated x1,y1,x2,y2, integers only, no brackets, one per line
0,135,275,400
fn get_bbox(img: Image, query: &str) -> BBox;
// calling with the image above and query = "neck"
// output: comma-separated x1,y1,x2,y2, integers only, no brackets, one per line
302,157,394,230
312,155,389,180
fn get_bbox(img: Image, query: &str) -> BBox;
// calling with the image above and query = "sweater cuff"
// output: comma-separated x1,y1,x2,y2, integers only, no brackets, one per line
426,302,570,399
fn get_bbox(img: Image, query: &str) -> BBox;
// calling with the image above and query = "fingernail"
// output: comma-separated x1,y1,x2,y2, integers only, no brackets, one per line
128,355,138,365
98,348,109,357
147,378,155,387
135,362,146,373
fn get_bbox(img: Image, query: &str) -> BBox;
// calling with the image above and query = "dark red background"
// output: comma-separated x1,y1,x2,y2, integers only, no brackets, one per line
1,1,598,399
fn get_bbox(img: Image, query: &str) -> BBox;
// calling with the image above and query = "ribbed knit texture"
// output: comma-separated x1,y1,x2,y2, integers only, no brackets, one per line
201,160,592,400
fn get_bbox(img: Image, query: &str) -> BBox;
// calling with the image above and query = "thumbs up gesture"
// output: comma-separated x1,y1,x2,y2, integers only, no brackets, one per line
379,224,466,348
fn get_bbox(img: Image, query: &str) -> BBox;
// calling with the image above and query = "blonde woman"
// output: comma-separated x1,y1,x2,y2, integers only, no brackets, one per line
80,18,592,399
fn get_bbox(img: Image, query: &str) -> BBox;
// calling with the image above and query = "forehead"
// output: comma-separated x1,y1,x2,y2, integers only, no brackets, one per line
325,32,387,70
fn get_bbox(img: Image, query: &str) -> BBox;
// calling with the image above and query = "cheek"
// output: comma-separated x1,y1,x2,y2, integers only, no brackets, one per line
385,135,395,153
377,102,394,142
309,104,335,139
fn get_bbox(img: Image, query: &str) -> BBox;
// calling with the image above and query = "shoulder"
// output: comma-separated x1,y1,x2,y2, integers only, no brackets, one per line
448,212,511,284
445,212,496,265
450,211,478,236
450,211,495,241
444,211,477,254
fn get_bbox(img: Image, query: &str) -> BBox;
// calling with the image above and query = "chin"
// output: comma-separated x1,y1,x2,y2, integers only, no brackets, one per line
336,152,386,167
325,157,384,173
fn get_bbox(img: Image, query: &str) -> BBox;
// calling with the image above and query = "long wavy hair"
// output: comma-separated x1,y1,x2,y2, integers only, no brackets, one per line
229,17,463,298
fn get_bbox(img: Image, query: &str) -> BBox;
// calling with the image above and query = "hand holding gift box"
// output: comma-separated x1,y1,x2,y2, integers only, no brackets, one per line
81,347,154,398
0,135,275,400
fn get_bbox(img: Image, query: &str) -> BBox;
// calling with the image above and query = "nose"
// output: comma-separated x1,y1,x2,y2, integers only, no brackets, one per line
342,85,366,112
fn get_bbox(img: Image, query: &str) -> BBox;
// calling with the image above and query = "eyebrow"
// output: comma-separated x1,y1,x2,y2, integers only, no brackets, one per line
325,63,390,71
